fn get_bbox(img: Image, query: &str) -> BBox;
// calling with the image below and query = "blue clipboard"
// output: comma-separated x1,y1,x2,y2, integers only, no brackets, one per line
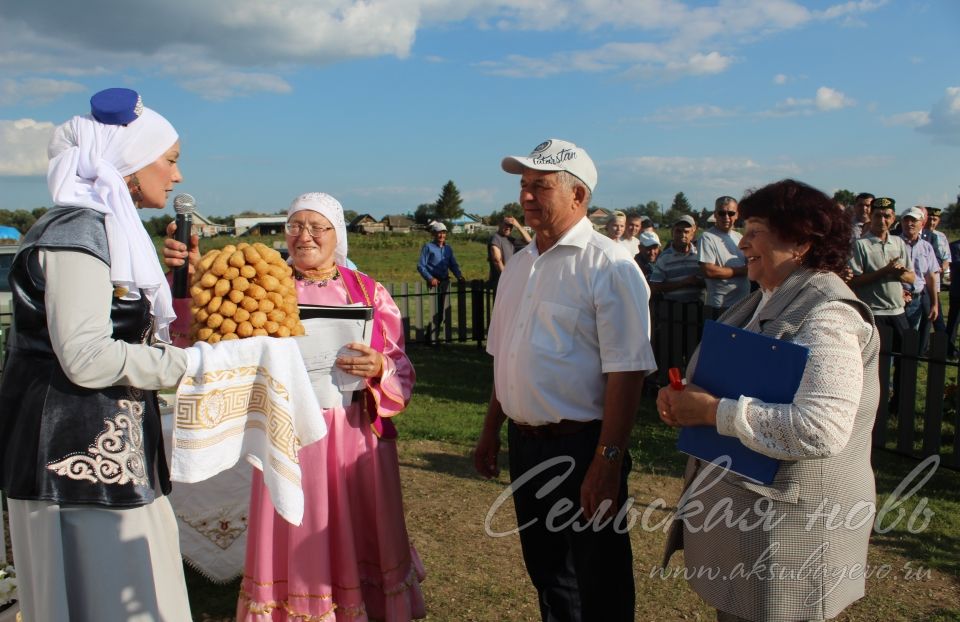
676,320,810,484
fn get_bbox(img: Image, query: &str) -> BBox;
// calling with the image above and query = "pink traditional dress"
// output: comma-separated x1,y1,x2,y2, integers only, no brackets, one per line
238,266,426,621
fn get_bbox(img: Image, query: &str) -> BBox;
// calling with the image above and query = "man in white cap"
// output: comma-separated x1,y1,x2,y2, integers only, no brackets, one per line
900,206,940,352
473,138,656,621
635,230,661,280
417,221,464,343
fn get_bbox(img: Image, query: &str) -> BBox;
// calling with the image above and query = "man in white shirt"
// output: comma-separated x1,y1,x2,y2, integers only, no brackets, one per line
473,138,656,621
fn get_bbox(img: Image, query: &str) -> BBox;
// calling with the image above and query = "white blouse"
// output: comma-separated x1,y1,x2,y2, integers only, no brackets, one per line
714,299,873,460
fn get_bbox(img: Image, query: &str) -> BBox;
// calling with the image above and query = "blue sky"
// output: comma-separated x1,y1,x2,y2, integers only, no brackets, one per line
0,0,958,221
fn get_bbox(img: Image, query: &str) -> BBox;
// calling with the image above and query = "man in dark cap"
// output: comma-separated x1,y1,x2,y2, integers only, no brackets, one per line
921,206,951,340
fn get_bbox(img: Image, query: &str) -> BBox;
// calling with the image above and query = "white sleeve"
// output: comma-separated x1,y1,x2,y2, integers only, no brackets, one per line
714,300,872,460
42,249,190,390
595,253,658,374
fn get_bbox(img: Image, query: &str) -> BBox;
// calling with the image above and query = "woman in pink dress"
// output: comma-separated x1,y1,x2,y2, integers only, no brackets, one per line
243,192,425,620
169,192,425,620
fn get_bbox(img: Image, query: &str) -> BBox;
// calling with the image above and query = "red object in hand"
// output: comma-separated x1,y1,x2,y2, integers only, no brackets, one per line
668,367,685,391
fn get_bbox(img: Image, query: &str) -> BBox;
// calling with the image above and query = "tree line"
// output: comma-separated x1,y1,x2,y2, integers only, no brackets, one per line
4,185,958,238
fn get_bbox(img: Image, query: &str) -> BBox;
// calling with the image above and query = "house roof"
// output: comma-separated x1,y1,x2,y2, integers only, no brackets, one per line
348,214,377,227
382,214,414,227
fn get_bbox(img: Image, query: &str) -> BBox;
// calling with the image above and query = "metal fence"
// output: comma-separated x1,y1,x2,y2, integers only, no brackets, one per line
1,294,957,469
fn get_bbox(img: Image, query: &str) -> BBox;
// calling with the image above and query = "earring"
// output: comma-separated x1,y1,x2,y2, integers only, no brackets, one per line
128,174,144,206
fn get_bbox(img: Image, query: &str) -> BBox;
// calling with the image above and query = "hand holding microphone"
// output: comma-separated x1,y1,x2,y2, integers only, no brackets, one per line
167,193,198,298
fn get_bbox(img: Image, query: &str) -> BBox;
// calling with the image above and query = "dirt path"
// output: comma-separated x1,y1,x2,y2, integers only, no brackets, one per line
400,440,960,622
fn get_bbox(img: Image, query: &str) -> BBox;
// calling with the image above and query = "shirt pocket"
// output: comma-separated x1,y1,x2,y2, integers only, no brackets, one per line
530,301,580,355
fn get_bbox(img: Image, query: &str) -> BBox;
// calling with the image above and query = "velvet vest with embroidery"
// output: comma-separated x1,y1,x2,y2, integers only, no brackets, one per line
338,266,398,439
0,207,169,507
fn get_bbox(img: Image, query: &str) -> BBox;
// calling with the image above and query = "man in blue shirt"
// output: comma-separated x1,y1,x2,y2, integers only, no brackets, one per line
417,221,464,343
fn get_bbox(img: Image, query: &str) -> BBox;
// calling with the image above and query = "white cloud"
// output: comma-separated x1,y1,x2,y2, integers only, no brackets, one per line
0,0,888,94
815,86,855,110
773,73,788,85
180,72,292,100
762,86,855,116
916,86,960,145
643,105,738,124
0,118,55,176
882,111,930,128
0,78,85,106
816,0,888,21
610,154,802,192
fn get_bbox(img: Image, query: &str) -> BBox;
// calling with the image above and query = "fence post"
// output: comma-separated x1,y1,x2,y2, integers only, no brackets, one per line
471,280,486,348
456,280,467,342
896,329,920,454
922,332,948,457
414,281,425,344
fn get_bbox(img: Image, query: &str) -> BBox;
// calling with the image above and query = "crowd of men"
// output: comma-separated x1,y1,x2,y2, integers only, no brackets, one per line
590,192,958,363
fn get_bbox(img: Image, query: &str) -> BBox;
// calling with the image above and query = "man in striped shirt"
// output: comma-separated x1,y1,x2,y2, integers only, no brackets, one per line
649,215,704,303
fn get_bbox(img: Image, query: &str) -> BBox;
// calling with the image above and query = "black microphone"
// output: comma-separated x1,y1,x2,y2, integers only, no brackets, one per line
172,193,195,298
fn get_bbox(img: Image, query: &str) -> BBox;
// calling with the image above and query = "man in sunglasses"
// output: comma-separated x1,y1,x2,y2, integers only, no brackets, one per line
698,196,750,318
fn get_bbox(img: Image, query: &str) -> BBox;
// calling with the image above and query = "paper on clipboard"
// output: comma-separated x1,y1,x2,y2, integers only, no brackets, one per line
294,304,374,408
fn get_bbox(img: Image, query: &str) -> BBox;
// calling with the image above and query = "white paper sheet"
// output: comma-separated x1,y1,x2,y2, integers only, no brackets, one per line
295,306,372,408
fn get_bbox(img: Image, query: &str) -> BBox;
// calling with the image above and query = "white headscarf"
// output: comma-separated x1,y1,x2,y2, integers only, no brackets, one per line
46,108,178,341
287,192,348,267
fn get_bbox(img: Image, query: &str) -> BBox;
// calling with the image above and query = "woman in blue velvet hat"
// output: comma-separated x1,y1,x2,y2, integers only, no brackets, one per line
0,88,195,620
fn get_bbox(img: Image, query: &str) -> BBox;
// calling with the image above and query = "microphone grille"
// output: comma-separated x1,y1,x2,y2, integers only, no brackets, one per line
173,193,196,215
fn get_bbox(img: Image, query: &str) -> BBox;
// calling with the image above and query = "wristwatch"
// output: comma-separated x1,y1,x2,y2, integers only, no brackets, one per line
596,444,622,463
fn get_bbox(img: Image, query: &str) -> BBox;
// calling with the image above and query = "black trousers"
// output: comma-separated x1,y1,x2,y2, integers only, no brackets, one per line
946,295,960,356
507,420,635,622
428,279,450,343
875,313,908,405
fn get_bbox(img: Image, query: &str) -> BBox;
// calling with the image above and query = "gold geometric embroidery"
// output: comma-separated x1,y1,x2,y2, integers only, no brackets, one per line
46,398,150,487
174,424,245,449
180,365,290,400
269,454,301,488
176,376,300,463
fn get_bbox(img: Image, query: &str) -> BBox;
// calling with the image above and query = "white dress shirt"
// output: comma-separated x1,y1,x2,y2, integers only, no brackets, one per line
486,217,657,425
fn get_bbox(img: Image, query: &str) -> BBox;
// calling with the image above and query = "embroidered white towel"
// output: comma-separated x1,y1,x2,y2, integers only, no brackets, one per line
172,336,326,525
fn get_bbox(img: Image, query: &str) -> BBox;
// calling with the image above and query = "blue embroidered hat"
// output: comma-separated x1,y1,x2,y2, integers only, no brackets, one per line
90,87,143,126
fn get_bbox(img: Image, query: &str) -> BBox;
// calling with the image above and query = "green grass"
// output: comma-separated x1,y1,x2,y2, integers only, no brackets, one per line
157,232,496,286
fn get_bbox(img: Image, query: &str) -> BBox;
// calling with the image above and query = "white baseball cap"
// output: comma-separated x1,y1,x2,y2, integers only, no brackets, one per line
902,207,924,221
429,221,447,232
639,231,661,248
501,138,598,192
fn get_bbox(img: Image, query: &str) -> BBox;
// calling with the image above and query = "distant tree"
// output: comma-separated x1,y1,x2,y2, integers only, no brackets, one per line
142,215,174,237
343,209,358,224
622,201,663,225
207,215,233,225
941,202,960,230
697,207,711,227
413,203,435,225
663,192,693,226
0,209,44,233
833,189,856,208
433,180,464,222
488,202,523,225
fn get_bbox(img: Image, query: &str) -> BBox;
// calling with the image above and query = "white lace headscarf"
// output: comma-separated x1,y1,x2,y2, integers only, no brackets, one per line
287,192,348,267
47,108,178,341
